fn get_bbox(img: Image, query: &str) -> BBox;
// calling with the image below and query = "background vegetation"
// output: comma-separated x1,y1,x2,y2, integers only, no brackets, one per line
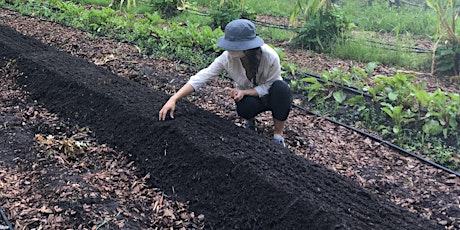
0,0,458,172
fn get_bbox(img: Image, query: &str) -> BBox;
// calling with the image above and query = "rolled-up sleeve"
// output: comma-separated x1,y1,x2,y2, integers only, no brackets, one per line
188,54,226,91
187,45,282,97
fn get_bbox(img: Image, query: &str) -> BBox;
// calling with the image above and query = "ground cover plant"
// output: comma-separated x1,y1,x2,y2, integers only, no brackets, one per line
0,21,448,229
1,0,459,180
290,64,460,172
0,0,460,228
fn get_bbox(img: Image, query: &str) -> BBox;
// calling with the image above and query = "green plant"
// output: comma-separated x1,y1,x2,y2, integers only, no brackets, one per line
332,90,347,110
422,119,444,144
150,0,180,17
290,0,332,27
209,0,256,29
345,62,376,91
155,21,223,52
331,35,429,70
319,67,340,86
423,90,460,138
373,73,415,105
426,0,460,76
80,7,117,33
299,77,326,102
380,102,416,140
346,95,365,106
430,145,454,165
72,0,111,6
291,5,350,52
109,0,136,10
341,0,437,36
434,41,460,76
356,103,373,126
150,0,195,17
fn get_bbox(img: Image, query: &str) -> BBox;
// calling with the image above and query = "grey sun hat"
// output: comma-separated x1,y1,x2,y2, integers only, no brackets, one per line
216,19,264,51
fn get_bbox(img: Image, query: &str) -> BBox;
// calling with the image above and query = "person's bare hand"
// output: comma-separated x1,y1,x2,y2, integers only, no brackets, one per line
159,99,176,121
233,89,245,102
229,88,244,102
229,88,237,99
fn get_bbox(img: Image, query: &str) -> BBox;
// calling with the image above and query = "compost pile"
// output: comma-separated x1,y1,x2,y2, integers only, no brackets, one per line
0,8,459,230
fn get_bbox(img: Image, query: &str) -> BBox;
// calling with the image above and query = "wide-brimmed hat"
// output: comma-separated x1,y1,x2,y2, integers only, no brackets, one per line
216,19,264,51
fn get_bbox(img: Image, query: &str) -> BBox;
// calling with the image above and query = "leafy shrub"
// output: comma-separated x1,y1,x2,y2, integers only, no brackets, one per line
150,0,180,17
209,0,256,30
109,0,137,10
434,41,460,76
291,6,349,52
426,0,460,77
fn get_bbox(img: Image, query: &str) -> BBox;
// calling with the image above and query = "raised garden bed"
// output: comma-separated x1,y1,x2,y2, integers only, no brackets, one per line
0,24,445,229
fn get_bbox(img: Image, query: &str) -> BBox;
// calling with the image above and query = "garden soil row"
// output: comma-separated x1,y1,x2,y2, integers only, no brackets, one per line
0,24,442,229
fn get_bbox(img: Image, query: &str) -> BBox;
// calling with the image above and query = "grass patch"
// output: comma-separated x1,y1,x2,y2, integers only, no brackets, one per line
73,0,111,7
340,0,438,37
257,26,293,41
171,11,214,25
243,0,296,16
331,35,431,70
193,0,296,17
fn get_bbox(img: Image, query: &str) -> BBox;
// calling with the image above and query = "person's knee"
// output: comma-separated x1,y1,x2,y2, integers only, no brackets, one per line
270,80,291,95
236,105,253,119
273,107,291,121
269,80,293,105
269,81,292,121
236,96,261,119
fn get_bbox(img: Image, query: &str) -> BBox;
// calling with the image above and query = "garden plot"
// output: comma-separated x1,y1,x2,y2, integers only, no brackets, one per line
0,24,444,229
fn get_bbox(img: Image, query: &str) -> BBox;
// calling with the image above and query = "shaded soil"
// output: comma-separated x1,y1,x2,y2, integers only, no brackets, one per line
0,7,459,230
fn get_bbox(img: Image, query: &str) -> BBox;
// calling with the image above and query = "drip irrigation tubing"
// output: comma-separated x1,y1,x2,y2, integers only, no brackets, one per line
184,8,297,31
298,72,375,98
399,1,460,8
292,103,460,178
363,40,431,54
185,8,431,54
296,70,458,118
400,1,423,7
251,19,297,30
2,1,457,176
2,2,432,55
0,206,12,230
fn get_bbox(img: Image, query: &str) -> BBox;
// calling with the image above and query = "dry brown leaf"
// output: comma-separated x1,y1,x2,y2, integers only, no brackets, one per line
54,206,63,213
39,205,53,214
163,209,175,218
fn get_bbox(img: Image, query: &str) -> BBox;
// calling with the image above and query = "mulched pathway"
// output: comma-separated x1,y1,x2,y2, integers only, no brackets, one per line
0,7,459,229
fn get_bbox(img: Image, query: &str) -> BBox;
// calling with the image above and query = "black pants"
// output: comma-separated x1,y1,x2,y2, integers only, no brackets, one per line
236,80,293,121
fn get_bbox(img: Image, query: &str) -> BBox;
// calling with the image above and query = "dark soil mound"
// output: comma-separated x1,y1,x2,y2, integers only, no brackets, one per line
0,24,442,229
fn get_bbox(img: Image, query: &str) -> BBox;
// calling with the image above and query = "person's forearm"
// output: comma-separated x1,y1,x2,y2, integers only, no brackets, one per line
170,83,195,102
241,88,258,97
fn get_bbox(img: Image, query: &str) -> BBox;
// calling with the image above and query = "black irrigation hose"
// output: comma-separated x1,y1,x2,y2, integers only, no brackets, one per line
0,206,13,230
185,8,297,31
400,1,423,7
364,40,431,54
187,7,430,54
2,1,432,55
292,103,460,178
400,0,460,8
298,72,375,98
252,19,297,31
2,1,456,176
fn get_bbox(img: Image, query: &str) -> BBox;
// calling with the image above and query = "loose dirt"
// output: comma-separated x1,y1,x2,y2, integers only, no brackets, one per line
0,7,459,230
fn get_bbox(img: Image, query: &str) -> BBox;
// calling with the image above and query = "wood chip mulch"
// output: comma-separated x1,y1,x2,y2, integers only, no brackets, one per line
0,8,459,230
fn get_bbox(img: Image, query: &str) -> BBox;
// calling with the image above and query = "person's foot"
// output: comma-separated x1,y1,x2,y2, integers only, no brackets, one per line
272,134,286,148
243,119,257,132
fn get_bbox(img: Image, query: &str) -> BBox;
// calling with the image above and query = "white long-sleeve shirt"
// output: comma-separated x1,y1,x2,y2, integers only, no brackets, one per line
187,44,282,97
